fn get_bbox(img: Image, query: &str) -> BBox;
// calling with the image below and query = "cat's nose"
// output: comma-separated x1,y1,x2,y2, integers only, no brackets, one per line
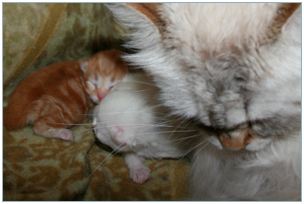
219,134,246,150
97,93,105,101
217,128,252,151
97,90,110,101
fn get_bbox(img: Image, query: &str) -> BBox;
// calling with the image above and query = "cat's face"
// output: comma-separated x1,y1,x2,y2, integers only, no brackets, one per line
108,3,301,151
80,49,127,104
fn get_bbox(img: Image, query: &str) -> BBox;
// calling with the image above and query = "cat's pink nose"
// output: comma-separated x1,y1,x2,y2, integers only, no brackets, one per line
97,93,105,101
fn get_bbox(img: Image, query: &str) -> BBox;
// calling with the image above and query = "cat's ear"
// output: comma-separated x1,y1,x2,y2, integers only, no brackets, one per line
106,3,164,33
79,61,87,72
261,3,300,45
281,3,301,37
124,3,163,28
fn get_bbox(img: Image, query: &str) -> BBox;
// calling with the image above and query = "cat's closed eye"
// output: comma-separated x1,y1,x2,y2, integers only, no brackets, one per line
87,81,97,90
80,49,128,104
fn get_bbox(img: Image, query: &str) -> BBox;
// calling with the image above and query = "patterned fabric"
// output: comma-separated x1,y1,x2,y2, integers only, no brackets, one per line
3,3,188,201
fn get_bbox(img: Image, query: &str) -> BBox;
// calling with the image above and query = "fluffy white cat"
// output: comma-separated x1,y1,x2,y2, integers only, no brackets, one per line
107,3,301,200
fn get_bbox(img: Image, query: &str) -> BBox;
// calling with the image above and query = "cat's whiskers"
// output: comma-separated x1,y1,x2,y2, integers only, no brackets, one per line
46,121,93,126
86,106,164,116
165,116,196,137
170,132,203,154
183,140,209,159
115,89,151,93
68,143,127,200
102,7,112,21
169,139,209,175
164,134,201,144
141,129,197,135
94,123,197,135
122,80,158,87
94,121,178,129
84,143,127,181
73,128,95,140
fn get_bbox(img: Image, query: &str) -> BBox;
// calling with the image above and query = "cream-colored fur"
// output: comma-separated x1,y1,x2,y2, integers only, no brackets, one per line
108,3,301,200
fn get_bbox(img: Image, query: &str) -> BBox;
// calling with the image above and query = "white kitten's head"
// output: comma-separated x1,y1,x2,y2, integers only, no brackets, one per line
93,78,158,152
108,3,301,151
80,49,127,104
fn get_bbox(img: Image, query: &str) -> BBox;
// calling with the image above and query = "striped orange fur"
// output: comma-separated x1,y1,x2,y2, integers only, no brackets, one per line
3,50,127,140
80,49,128,104
3,61,92,140
4,49,127,141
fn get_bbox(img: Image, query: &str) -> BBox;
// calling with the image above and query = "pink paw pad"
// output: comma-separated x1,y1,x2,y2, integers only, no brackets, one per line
57,129,73,141
130,166,151,184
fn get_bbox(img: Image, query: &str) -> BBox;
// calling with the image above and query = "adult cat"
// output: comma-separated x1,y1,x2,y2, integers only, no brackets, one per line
107,3,301,201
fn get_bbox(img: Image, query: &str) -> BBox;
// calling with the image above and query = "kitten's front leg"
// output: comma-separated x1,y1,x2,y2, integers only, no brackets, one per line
124,152,151,184
33,117,73,141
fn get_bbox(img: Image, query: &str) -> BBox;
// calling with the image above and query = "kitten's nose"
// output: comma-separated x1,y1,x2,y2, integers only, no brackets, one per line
97,93,105,101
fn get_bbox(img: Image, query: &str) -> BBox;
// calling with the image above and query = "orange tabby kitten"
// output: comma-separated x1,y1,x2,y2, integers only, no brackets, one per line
80,49,128,104
3,49,127,141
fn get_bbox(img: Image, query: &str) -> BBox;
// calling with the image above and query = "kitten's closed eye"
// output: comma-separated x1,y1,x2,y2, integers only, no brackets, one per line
87,81,97,90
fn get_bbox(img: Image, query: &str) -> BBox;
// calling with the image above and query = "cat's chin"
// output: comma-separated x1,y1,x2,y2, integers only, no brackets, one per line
245,138,273,151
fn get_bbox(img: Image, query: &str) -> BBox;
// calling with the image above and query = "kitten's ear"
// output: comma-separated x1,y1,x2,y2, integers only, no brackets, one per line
79,61,87,72
106,3,164,33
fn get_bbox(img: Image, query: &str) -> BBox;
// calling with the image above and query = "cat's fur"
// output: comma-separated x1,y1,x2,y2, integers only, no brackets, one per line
80,49,127,104
4,49,127,141
107,3,301,200
93,73,190,184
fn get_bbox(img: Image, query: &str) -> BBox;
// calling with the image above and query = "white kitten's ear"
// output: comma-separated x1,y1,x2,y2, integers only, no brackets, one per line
79,61,88,72
106,3,164,33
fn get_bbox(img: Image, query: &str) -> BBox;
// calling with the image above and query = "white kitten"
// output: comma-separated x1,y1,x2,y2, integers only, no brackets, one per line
93,73,191,184
108,3,301,200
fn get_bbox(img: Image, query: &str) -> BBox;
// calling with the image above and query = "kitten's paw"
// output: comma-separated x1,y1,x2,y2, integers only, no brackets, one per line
130,166,151,184
57,129,73,141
